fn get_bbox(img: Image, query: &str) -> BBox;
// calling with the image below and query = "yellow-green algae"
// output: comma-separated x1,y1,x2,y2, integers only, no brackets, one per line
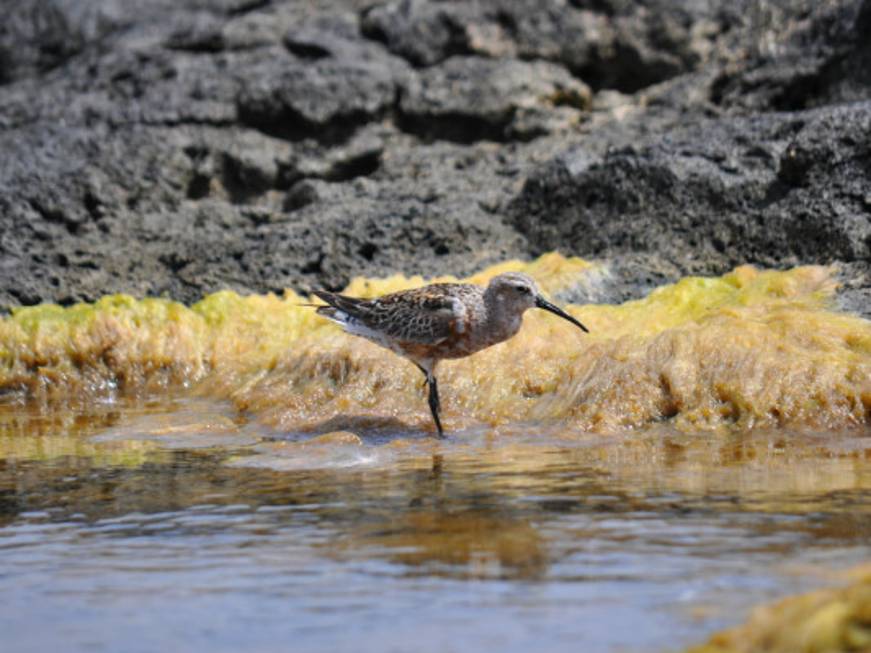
0,253,594,399
2,253,871,434
228,262,871,434
688,565,871,653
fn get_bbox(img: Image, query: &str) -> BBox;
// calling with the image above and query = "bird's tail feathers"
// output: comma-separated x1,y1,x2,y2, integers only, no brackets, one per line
316,305,339,318
311,290,369,318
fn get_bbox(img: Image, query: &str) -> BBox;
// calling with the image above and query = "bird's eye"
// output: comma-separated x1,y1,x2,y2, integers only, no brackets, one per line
514,285,530,294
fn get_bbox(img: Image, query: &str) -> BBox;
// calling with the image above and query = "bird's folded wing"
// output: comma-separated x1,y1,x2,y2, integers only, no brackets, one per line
313,287,468,345
371,291,464,344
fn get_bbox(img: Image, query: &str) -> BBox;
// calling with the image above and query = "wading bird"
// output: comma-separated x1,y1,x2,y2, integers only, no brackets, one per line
313,272,588,437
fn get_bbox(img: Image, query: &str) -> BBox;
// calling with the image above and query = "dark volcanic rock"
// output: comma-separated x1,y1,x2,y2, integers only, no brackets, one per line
237,56,405,142
0,1,124,84
363,0,742,91
0,0,870,314
361,0,475,67
398,56,591,142
710,0,871,111
510,101,871,280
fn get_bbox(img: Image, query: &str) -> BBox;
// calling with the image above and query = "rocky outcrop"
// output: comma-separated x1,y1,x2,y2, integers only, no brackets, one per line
0,0,869,311
510,102,871,302
398,56,591,142
362,0,738,91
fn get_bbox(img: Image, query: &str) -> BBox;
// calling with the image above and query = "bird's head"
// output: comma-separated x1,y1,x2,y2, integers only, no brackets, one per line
486,272,589,333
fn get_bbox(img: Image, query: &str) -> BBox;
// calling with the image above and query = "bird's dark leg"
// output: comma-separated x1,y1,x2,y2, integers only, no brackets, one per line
415,363,444,438
415,363,428,389
427,374,444,438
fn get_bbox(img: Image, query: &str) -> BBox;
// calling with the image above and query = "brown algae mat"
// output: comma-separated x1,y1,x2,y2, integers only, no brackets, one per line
2,252,870,435
688,565,871,653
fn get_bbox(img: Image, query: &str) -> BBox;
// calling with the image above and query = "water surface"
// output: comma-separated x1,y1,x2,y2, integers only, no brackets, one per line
2,397,870,652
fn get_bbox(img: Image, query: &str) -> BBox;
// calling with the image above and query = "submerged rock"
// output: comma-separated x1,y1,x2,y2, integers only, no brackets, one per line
688,565,871,653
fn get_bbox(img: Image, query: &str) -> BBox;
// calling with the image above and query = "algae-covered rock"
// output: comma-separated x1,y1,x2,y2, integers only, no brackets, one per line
6,254,865,436
0,254,595,399
688,566,871,653
231,262,871,435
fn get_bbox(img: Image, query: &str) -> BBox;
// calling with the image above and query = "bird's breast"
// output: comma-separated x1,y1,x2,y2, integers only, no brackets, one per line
388,308,523,362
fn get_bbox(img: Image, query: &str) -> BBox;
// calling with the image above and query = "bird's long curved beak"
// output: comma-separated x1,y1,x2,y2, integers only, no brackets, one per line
535,296,589,333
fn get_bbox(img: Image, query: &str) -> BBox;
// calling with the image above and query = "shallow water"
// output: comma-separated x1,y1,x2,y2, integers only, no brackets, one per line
2,397,871,653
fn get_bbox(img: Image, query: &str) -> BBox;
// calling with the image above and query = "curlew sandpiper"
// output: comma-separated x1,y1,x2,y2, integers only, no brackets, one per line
312,272,588,438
